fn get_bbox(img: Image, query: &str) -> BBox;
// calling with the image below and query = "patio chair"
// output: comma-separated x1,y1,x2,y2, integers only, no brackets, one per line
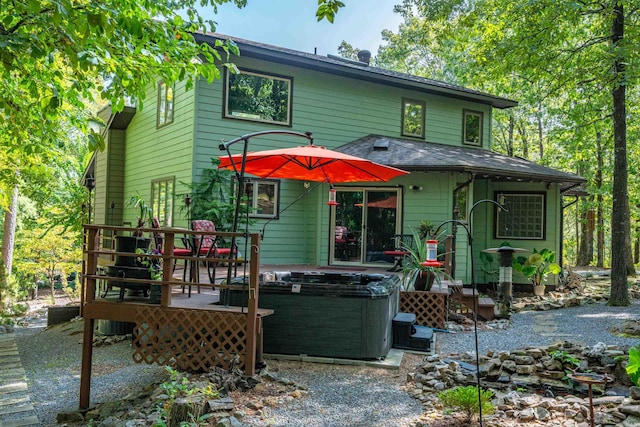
191,220,238,291
335,226,357,260
151,217,193,282
383,234,414,272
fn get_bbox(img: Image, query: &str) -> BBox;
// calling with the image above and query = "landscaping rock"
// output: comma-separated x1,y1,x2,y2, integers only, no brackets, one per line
408,340,637,426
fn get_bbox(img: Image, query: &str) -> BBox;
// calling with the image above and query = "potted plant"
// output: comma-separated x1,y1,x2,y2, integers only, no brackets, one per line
513,248,561,296
417,219,434,240
401,231,444,291
128,192,153,236
113,193,153,267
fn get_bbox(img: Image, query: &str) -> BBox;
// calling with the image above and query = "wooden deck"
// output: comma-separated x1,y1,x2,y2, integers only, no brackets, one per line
80,225,265,410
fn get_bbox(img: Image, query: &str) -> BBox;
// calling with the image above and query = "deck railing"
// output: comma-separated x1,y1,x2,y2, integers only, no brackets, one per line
79,224,264,410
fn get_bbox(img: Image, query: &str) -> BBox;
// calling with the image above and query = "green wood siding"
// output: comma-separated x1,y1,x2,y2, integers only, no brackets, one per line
111,55,554,274
122,80,196,228
194,57,493,265
94,129,126,226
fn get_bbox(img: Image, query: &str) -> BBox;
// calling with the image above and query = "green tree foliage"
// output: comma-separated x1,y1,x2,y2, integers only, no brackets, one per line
375,0,639,304
184,158,239,232
13,219,82,304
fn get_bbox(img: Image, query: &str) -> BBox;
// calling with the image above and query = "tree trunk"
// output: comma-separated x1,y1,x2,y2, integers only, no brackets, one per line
1,186,19,274
507,113,514,157
596,132,605,268
609,4,630,306
635,225,639,265
537,110,544,159
576,196,594,266
517,120,529,159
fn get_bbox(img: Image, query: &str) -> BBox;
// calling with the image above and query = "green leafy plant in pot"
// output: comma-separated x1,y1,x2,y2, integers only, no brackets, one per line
513,248,561,295
401,231,444,291
128,192,153,237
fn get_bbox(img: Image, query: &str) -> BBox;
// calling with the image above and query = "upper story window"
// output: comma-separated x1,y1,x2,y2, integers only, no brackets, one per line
151,177,175,226
463,110,483,146
224,69,292,126
401,98,425,138
242,179,280,219
495,192,546,240
157,81,174,128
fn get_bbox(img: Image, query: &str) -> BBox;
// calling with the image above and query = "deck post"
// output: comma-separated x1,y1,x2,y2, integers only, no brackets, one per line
444,235,453,277
244,233,260,375
79,317,95,409
161,230,175,307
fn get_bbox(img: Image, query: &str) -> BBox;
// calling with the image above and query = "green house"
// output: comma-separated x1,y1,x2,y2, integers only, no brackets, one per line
88,33,584,286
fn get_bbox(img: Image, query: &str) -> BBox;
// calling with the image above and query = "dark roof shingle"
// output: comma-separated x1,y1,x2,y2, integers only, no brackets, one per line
194,32,518,109
336,135,585,190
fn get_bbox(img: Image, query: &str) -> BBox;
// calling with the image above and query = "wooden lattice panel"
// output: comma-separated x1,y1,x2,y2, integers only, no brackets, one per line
133,306,248,372
400,291,447,329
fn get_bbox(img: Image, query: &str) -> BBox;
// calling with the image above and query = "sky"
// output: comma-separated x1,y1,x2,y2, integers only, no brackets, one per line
203,0,405,57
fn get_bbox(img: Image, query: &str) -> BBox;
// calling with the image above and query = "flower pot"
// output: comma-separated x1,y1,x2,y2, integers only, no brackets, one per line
114,235,150,267
414,270,436,291
533,284,545,296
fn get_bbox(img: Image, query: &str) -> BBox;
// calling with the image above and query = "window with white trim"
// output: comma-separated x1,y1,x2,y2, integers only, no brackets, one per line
243,179,280,219
151,177,174,226
495,192,545,240
224,69,292,126
157,81,174,128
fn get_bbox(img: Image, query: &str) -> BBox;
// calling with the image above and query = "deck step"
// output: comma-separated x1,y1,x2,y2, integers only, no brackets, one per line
478,297,495,307
462,288,479,297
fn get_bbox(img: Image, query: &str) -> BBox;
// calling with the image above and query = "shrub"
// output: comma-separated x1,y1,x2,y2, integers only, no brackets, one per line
154,366,220,427
626,344,640,386
438,386,495,423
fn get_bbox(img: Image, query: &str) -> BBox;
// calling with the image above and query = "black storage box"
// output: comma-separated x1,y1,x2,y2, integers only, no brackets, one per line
392,312,416,348
392,312,434,352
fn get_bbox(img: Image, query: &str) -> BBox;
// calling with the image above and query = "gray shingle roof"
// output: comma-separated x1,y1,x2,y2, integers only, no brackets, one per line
335,135,585,190
194,32,518,109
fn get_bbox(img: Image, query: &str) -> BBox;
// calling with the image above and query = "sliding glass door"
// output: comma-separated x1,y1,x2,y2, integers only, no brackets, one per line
331,187,402,266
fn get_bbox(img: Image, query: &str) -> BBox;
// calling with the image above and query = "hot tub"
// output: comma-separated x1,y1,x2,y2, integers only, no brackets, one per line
221,271,400,360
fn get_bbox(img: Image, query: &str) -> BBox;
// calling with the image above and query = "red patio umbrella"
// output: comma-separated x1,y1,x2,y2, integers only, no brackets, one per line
218,144,408,183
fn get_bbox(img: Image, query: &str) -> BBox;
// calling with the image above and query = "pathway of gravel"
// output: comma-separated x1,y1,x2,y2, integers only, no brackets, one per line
437,300,640,356
9,298,640,427
239,300,640,427
13,316,166,426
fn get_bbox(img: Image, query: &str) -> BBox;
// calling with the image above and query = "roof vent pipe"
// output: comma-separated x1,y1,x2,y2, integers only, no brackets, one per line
357,50,371,65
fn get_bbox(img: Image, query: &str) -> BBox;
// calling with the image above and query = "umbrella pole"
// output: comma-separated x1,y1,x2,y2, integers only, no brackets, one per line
218,131,315,300
226,138,250,297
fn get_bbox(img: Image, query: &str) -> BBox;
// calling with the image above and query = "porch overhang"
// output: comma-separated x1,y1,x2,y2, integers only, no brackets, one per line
336,135,586,191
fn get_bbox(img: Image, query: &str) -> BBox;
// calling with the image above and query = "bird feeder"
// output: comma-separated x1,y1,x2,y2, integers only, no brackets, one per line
421,240,443,268
482,245,527,318
327,187,338,206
